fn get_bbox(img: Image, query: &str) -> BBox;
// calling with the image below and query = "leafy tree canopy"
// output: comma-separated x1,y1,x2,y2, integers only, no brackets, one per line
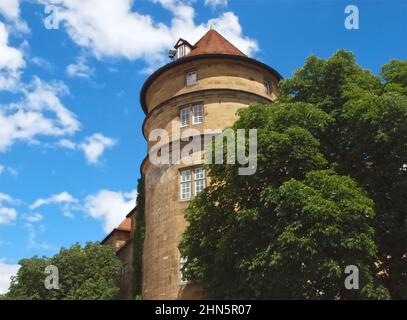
180,51,406,299
3,242,121,300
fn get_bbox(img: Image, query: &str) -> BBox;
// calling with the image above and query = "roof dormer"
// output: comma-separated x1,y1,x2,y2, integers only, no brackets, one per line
169,38,194,60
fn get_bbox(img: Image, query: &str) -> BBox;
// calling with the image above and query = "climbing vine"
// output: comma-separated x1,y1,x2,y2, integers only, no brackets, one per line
132,175,145,298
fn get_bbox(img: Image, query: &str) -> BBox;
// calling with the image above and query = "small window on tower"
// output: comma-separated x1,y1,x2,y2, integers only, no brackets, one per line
194,168,206,194
180,107,190,127
192,104,203,125
180,169,192,201
186,71,197,86
264,80,271,95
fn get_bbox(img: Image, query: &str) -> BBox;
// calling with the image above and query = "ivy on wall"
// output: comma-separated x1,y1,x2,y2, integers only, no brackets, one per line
133,175,145,298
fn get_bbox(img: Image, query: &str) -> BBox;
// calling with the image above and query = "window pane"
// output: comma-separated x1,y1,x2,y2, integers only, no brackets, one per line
181,182,191,200
192,104,203,124
195,168,205,180
180,108,189,127
180,170,192,200
187,72,197,86
195,168,206,194
181,169,191,182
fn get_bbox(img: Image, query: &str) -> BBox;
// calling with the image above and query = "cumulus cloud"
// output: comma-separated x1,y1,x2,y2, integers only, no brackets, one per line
39,0,258,68
79,134,116,164
66,55,94,78
0,21,25,91
0,163,17,176
0,0,28,32
0,192,17,224
0,77,81,151
57,134,117,165
84,189,137,233
30,191,79,210
22,212,43,223
205,0,228,8
0,260,19,294
57,138,76,150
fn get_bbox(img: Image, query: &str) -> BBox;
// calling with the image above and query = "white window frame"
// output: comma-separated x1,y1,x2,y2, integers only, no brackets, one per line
177,45,185,59
264,80,271,95
180,107,190,127
180,169,192,201
194,168,206,195
192,104,204,125
186,71,197,87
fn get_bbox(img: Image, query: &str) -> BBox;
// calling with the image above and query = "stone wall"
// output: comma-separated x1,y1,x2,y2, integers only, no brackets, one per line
141,56,279,300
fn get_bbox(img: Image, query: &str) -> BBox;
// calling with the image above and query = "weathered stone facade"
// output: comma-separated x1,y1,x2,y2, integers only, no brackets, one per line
102,30,281,300
139,30,281,300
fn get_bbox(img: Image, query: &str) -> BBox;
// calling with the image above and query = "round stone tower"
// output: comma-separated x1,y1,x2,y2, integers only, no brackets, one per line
139,29,282,300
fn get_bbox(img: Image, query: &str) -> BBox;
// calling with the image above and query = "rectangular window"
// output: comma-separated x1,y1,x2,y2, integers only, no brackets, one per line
180,169,192,200
186,71,197,86
195,168,206,194
177,45,185,59
264,80,271,95
180,256,189,284
180,107,189,127
192,104,203,125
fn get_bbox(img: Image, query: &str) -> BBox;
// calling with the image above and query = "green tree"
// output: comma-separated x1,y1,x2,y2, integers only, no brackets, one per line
280,52,407,298
4,242,121,300
181,51,405,299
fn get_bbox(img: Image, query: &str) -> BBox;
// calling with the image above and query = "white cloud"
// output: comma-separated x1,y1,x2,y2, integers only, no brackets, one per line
30,56,54,72
0,261,19,294
39,0,258,68
205,0,227,8
79,133,116,164
57,134,117,165
30,191,79,210
66,55,94,78
0,21,25,91
57,138,76,150
0,193,13,203
26,223,56,250
0,0,28,32
0,77,81,151
0,193,17,224
84,189,136,233
22,212,43,223
0,163,18,176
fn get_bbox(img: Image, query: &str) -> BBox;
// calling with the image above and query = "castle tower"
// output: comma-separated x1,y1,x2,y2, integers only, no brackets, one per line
140,30,282,300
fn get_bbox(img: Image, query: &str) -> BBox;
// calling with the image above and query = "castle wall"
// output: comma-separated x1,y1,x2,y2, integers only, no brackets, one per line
141,57,279,300
144,58,278,113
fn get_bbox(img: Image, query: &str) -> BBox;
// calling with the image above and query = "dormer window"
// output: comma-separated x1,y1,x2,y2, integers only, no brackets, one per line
173,38,194,60
177,45,187,59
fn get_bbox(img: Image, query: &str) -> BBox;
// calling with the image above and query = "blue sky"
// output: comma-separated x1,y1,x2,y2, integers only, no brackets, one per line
0,0,406,293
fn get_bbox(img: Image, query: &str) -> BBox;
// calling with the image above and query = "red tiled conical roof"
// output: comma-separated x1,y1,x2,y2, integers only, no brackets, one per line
187,29,246,57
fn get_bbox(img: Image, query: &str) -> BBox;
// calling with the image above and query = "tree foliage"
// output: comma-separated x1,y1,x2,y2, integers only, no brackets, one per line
180,51,406,299
3,242,121,300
